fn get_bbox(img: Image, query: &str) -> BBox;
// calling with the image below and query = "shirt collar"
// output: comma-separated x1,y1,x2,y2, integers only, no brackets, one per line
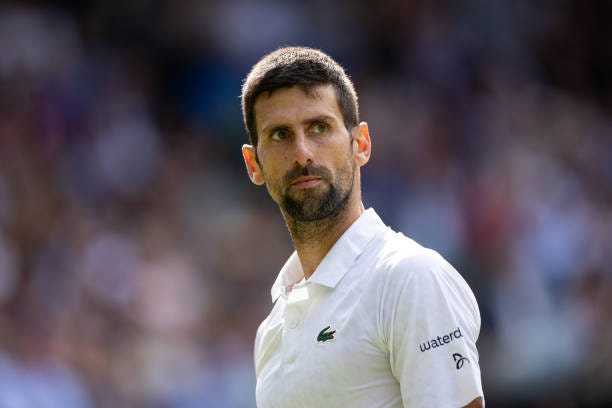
270,208,387,302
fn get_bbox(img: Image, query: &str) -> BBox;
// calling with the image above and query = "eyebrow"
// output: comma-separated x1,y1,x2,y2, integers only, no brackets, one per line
302,115,336,127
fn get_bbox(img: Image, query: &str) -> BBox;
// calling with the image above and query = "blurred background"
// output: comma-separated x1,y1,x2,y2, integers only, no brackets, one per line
0,0,610,406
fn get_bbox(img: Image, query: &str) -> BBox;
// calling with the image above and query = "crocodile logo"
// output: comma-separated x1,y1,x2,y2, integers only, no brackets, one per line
317,326,336,343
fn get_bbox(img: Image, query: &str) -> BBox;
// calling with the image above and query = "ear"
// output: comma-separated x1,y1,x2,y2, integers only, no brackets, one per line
352,122,371,167
242,144,265,185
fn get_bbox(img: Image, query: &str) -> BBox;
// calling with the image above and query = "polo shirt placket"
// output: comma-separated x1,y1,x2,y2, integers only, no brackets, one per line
281,282,309,372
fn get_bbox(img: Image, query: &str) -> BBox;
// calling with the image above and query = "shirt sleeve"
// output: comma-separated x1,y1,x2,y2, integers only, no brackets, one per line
382,248,484,407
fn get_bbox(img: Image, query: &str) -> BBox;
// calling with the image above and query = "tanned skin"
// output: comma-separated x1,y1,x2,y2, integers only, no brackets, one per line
242,84,370,279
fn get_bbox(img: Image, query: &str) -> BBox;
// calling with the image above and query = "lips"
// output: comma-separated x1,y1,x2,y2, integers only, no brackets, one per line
283,164,331,189
290,176,322,187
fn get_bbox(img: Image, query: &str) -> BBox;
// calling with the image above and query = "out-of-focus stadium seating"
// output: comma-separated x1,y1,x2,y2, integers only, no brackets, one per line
0,1,610,406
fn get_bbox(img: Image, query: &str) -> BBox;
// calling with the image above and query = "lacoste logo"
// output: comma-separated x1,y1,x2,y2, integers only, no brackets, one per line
453,353,469,369
317,326,336,343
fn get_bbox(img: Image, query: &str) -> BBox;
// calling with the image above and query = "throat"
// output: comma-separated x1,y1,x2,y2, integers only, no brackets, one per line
290,219,338,279
283,203,353,279
288,212,339,243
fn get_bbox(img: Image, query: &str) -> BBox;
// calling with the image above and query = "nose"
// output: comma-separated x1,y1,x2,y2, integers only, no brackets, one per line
292,131,313,166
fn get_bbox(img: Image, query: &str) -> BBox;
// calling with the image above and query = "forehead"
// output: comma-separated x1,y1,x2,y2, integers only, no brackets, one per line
254,84,342,133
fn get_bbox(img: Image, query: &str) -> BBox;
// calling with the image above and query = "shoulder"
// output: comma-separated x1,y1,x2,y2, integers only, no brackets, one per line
374,231,480,323
375,230,453,285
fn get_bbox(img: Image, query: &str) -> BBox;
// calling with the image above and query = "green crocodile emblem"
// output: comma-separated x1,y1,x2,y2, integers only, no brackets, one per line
317,325,336,343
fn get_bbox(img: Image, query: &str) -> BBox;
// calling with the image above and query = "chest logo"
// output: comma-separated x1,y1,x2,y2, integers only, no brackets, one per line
317,325,336,343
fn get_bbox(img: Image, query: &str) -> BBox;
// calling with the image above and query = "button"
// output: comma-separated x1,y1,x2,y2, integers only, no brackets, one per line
286,318,298,328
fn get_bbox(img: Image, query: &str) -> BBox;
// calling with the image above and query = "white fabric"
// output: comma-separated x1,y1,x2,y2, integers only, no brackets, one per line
255,208,483,407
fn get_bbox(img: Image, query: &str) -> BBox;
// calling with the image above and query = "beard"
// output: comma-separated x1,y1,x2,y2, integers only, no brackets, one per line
279,162,354,222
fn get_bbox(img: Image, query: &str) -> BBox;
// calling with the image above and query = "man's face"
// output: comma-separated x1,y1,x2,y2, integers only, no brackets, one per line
245,85,358,222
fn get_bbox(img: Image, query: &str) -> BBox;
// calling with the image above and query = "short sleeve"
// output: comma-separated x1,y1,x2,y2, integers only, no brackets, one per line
382,249,484,407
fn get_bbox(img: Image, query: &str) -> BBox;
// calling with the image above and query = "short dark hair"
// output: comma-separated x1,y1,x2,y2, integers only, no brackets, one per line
241,46,359,146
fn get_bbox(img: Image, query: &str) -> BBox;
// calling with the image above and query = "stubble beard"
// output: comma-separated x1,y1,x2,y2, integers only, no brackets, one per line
280,163,354,223
282,179,352,222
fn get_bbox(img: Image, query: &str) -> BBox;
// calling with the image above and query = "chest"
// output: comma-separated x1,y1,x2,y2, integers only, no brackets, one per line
255,282,401,408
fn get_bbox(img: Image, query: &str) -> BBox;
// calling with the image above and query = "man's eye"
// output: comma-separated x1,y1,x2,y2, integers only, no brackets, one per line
271,129,289,140
311,122,328,134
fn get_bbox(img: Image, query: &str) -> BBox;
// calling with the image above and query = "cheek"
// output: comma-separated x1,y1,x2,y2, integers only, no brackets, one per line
336,142,356,169
258,148,289,172
259,159,287,190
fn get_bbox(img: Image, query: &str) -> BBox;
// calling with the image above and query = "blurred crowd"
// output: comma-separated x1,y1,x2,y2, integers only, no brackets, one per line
0,0,610,406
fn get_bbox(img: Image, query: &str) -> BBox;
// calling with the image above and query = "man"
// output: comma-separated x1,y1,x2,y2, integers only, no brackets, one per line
241,46,484,407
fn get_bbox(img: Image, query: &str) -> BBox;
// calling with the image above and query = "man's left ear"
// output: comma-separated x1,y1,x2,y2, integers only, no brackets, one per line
352,122,371,166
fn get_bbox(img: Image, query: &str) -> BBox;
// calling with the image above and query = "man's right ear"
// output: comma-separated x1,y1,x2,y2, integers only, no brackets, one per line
242,144,265,185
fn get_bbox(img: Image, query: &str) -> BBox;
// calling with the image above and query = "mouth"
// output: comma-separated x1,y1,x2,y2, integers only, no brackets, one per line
290,176,323,188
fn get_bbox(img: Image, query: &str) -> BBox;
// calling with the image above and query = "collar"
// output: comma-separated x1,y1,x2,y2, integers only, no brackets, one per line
270,208,387,302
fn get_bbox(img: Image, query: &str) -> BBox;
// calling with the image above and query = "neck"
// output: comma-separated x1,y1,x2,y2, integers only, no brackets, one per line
282,194,364,279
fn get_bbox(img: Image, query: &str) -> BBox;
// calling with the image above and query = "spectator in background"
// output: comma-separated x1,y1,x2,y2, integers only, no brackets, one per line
0,1,610,406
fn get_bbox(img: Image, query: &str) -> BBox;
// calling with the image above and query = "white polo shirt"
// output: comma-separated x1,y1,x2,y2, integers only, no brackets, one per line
254,208,483,407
